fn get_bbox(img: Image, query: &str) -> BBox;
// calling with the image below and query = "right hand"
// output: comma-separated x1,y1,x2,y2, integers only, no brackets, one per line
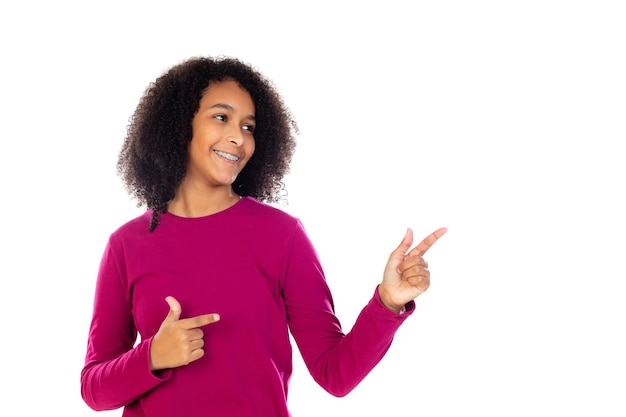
150,296,220,371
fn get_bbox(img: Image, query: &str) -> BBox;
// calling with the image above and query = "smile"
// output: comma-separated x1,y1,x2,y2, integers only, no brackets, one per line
214,150,240,162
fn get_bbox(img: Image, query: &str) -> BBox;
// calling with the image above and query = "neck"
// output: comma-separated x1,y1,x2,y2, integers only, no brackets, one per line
168,185,241,218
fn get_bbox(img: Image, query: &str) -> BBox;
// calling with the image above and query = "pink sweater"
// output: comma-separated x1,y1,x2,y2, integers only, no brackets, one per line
81,197,414,416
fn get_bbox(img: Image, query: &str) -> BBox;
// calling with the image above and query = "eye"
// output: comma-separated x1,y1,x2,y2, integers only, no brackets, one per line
243,124,255,134
213,114,227,122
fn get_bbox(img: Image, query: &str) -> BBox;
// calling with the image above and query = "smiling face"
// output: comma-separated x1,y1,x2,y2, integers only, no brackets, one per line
185,79,256,193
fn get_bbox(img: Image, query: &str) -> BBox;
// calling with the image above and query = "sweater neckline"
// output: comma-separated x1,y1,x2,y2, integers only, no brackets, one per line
162,196,248,221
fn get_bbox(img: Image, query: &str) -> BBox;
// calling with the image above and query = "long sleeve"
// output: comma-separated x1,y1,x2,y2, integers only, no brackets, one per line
80,240,171,411
283,221,414,397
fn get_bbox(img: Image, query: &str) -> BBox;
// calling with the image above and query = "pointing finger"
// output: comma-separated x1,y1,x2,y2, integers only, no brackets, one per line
408,227,448,257
178,313,221,330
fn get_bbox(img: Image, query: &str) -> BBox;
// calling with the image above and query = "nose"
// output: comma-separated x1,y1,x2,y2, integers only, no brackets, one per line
227,134,244,146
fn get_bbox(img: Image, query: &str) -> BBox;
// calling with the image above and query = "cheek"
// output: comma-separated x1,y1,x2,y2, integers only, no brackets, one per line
246,141,256,160
188,140,203,162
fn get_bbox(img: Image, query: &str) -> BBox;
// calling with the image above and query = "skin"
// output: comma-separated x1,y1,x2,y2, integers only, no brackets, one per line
378,226,448,313
167,79,257,218
149,80,447,371
150,297,220,371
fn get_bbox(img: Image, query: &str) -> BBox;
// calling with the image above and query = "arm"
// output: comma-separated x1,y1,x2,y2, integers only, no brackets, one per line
80,240,168,411
284,224,446,397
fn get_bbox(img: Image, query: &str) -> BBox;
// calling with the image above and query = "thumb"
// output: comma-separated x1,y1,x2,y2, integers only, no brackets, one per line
164,296,181,322
391,228,413,259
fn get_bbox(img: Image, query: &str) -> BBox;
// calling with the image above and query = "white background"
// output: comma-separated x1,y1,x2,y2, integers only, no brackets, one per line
1,1,625,416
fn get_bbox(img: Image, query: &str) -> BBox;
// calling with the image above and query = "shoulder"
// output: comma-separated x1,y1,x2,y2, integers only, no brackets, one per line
239,197,299,223
237,197,311,239
108,211,152,242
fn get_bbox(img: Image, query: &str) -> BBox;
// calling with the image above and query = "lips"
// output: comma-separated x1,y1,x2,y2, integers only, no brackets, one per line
214,150,240,162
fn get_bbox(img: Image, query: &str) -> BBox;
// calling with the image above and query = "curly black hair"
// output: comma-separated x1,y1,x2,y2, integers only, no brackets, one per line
117,56,298,231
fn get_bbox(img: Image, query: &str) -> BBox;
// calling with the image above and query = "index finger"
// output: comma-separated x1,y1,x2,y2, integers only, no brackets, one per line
408,227,448,257
178,313,221,330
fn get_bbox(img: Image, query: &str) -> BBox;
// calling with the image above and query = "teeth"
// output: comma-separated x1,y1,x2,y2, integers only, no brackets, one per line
215,150,240,161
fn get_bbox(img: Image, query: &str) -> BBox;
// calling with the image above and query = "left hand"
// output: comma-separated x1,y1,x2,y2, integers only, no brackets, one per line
378,227,447,313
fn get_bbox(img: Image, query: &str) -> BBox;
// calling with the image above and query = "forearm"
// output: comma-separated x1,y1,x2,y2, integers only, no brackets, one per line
298,288,414,397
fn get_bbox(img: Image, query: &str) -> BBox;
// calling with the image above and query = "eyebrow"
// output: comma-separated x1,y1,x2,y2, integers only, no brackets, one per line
210,103,256,122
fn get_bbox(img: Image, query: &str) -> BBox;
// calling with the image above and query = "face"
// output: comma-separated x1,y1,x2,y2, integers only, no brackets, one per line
186,79,256,191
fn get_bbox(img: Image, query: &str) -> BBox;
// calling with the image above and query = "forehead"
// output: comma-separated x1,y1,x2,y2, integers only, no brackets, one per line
199,79,254,110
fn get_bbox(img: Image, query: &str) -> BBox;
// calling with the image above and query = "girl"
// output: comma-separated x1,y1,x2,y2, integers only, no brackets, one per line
81,56,446,416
